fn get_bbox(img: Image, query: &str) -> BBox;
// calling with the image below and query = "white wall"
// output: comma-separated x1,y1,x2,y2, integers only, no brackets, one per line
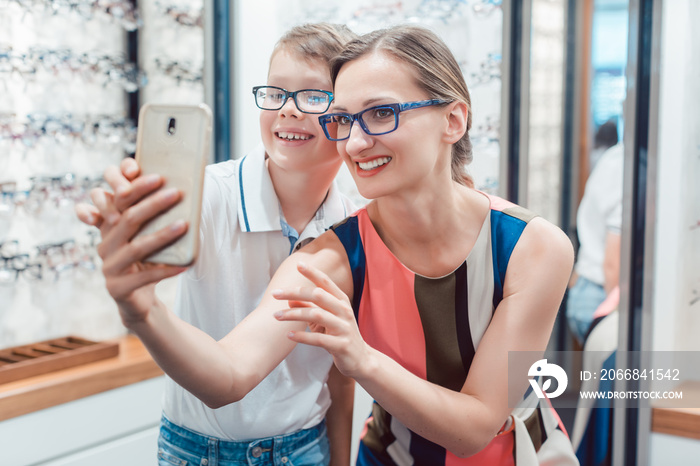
649,433,700,466
648,0,700,460
651,0,700,353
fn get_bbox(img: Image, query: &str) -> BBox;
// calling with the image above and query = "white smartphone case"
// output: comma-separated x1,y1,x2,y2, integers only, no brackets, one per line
134,103,212,266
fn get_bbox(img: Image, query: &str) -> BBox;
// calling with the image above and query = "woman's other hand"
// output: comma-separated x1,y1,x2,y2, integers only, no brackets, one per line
272,262,372,379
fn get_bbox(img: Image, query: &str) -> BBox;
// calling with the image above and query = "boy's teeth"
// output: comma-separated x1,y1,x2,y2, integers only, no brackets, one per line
277,131,311,140
359,157,392,171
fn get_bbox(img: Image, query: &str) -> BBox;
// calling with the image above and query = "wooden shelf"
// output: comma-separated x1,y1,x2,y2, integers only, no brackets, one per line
0,335,162,422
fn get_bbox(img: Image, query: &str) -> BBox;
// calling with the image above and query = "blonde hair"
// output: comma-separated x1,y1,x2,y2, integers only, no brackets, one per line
330,25,474,187
272,23,357,68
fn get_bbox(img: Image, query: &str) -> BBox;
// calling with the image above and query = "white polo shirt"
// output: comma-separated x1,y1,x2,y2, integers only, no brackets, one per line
575,143,624,285
162,144,355,440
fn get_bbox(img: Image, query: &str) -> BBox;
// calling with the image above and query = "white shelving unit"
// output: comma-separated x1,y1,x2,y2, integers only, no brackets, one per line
0,377,165,466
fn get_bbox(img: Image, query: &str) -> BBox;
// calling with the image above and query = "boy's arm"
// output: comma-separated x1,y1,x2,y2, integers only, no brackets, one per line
81,160,356,409
326,364,355,466
118,231,352,409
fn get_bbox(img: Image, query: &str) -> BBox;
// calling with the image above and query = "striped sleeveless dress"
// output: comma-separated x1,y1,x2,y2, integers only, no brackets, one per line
331,195,579,466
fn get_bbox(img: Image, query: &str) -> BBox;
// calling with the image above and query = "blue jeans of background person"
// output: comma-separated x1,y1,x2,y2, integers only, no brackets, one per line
157,415,330,466
566,276,607,344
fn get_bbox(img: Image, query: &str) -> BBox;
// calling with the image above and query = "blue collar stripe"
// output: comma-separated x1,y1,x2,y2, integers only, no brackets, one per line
239,155,250,232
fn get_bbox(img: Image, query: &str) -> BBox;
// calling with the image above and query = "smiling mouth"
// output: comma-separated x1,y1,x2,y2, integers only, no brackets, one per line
276,131,313,141
358,157,392,171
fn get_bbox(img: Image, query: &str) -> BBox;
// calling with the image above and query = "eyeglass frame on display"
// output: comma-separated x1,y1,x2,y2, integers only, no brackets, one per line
0,46,146,92
0,258,96,284
1,0,143,31
0,261,42,284
0,237,97,284
252,86,334,114
318,99,450,141
154,57,202,86
1,253,30,269
0,175,108,216
0,239,20,260
157,2,203,28
0,113,136,151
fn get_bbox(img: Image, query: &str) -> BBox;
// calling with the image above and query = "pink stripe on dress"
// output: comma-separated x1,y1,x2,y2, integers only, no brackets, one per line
356,209,428,380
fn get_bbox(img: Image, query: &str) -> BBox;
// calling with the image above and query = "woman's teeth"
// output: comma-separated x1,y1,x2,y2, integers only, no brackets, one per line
277,132,311,141
358,157,392,171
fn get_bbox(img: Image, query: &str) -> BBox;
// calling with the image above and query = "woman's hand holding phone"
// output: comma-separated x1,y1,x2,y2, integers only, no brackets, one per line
75,157,140,227
75,103,211,325
76,158,190,327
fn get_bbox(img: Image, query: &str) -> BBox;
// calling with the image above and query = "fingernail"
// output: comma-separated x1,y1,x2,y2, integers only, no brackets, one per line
298,262,307,270
143,174,161,185
85,213,95,224
170,220,186,232
163,188,179,200
274,311,284,319
271,289,283,297
107,212,120,224
116,185,131,197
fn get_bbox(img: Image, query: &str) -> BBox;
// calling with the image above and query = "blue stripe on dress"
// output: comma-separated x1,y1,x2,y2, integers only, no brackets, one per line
330,216,366,321
490,209,528,309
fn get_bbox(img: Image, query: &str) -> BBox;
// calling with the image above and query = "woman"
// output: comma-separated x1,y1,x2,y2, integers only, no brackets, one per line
88,25,578,465
272,25,579,465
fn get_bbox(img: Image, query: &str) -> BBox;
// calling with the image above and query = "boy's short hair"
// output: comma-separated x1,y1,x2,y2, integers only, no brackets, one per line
272,23,357,65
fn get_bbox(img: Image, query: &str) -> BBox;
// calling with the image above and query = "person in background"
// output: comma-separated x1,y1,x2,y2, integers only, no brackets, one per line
76,23,357,466
81,25,578,465
567,124,623,345
567,120,622,465
588,120,619,172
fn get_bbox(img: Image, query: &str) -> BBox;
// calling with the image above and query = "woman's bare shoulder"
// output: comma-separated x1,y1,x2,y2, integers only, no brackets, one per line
505,216,574,292
516,217,573,264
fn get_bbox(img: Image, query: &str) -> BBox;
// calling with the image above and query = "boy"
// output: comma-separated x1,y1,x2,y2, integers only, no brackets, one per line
77,23,357,466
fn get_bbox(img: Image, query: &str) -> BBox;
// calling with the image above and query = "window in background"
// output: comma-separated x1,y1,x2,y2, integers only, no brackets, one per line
589,0,628,169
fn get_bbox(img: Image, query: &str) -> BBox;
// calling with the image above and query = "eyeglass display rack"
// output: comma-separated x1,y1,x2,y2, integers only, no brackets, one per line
0,0,204,352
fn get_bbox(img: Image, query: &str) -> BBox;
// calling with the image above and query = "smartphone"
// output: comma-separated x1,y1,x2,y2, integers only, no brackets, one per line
133,103,212,266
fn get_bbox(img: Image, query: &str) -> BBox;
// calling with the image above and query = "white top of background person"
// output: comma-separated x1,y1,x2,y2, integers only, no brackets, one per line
575,142,623,293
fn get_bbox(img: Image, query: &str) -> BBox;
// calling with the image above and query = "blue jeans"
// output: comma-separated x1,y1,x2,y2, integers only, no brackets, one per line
566,276,606,344
157,415,330,466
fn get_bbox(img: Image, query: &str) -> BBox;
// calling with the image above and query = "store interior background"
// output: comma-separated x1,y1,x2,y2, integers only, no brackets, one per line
0,0,698,465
